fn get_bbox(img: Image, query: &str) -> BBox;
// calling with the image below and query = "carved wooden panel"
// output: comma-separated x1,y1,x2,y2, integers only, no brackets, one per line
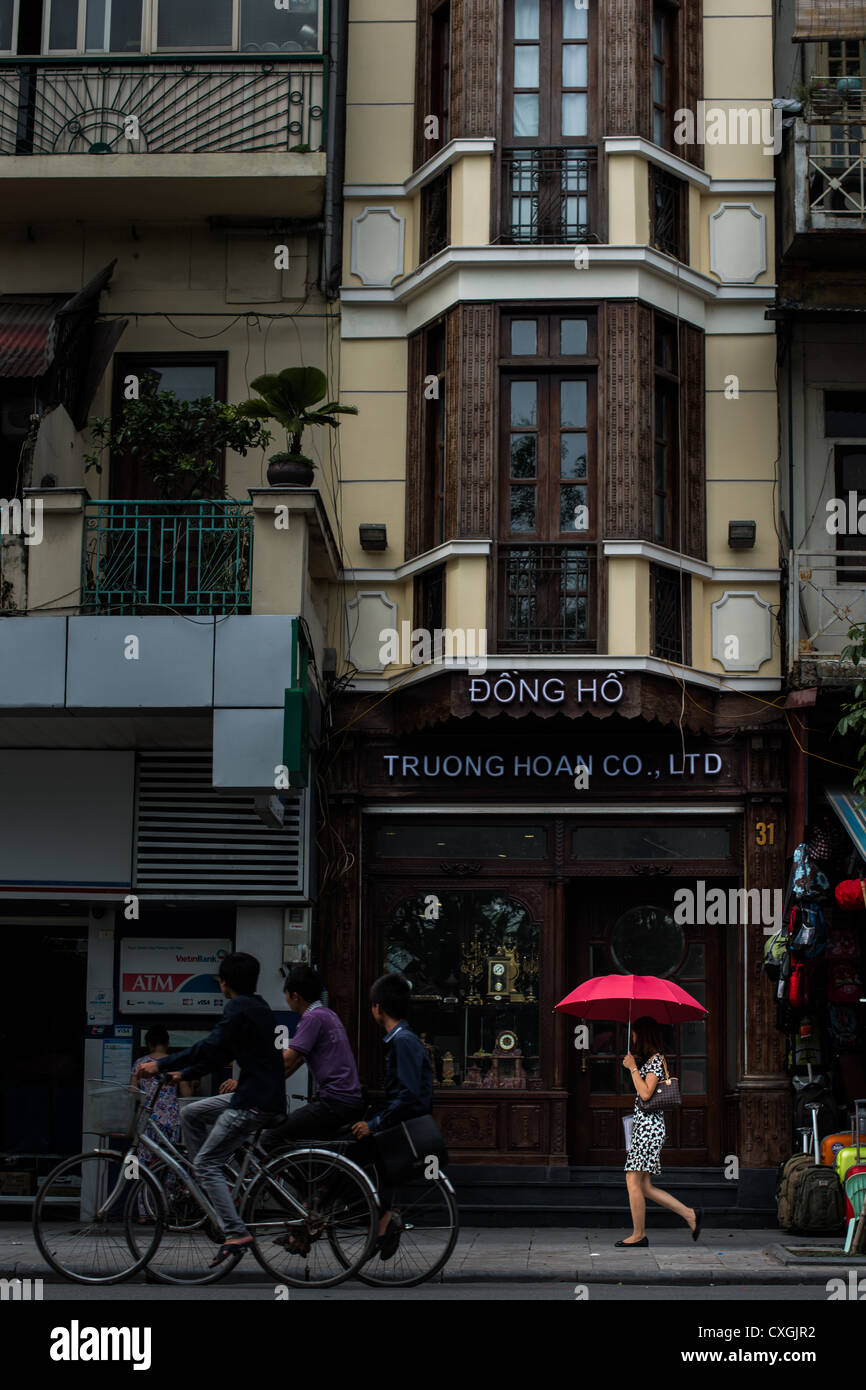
680,320,706,561
550,1100,566,1159
460,0,497,137
680,1107,707,1149
453,303,495,538
739,1087,793,1167
603,0,652,141
319,800,361,1044
412,0,430,170
604,301,653,538
744,796,788,1079
509,1105,544,1150
681,1,704,168
590,1108,619,1150
436,1104,498,1148
405,329,425,559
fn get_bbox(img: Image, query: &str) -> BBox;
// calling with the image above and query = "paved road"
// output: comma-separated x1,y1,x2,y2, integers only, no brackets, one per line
34,1280,839,1301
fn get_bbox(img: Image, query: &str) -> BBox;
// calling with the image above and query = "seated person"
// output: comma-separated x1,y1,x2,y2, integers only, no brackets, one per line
258,964,365,1151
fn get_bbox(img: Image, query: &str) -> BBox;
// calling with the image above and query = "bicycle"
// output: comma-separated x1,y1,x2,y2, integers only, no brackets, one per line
34,1078,380,1287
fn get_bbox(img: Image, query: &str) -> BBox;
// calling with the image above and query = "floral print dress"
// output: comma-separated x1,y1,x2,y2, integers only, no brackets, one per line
131,1055,182,1215
624,1053,666,1175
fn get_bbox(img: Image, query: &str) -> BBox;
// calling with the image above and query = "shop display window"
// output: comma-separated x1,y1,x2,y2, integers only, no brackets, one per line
382,891,540,1089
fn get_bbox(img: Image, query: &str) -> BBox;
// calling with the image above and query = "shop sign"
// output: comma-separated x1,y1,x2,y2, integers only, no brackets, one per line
468,672,625,707
383,750,724,781
119,938,231,1014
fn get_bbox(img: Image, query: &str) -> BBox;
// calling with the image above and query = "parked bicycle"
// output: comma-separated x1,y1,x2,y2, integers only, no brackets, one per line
33,1078,379,1287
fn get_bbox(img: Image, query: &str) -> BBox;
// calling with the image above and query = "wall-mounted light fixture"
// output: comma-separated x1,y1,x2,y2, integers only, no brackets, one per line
359,523,388,551
728,520,756,550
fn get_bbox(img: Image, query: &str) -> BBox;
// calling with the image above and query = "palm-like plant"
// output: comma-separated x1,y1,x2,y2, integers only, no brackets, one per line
237,366,358,485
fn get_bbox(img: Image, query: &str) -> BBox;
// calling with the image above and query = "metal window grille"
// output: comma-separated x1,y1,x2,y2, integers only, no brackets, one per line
0,60,324,156
501,148,594,243
651,562,689,663
82,500,252,616
650,165,684,258
415,564,445,636
421,170,450,261
500,543,595,652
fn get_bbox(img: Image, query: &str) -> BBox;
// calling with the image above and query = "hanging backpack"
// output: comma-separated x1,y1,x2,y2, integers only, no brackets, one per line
789,960,812,1009
792,843,830,900
764,927,789,982
828,962,864,1004
792,1080,843,1133
790,904,828,958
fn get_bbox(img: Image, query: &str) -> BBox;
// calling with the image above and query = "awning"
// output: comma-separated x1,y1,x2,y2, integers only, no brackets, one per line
827,787,866,861
794,0,866,39
0,295,70,377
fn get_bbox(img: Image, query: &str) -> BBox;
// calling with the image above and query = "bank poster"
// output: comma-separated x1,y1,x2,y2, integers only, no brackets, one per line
119,938,232,1014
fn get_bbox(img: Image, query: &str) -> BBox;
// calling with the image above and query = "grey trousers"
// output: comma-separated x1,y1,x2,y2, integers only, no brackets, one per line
181,1093,258,1240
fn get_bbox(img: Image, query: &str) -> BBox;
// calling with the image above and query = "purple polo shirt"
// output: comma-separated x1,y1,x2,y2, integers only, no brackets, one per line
290,1002,362,1107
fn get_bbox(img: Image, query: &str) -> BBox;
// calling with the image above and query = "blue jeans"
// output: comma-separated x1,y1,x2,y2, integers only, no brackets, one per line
182,1095,259,1240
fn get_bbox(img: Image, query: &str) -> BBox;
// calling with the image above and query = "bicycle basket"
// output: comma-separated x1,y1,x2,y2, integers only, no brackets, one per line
84,1079,145,1136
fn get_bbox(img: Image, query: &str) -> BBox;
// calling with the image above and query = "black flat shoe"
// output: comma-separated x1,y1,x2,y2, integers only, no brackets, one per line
614,1237,649,1248
691,1208,703,1242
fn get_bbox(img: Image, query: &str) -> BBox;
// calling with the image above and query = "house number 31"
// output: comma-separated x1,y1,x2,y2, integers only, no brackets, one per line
755,822,775,846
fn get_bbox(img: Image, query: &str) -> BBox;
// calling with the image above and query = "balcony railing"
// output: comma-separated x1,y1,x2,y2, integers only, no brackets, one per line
82,500,252,615
788,548,866,677
500,147,596,244
499,542,596,652
0,56,324,156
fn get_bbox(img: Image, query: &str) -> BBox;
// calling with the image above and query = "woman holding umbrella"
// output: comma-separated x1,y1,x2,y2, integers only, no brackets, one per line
556,974,706,1248
619,1015,701,1248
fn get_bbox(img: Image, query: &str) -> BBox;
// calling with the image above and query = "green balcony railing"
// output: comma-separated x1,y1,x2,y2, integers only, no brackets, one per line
82,500,253,615
0,55,325,155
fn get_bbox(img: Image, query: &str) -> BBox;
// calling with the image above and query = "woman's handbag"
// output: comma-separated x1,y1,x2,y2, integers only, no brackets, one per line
636,1055,682,1114
373,1114,449,1183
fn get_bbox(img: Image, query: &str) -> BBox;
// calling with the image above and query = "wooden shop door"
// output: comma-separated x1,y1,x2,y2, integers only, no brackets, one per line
567,878,725,1165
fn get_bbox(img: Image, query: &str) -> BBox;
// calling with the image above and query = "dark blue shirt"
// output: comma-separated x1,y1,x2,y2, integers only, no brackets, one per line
367,1021,433,1134
157,993,286,1115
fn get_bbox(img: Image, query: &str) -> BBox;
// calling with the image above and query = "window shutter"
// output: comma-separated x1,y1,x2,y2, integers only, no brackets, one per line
452,303,495,537
679,320,706,561
603,0,653,142
460,0,497,137
405,329,425,558
681,0,703,168
794,0,866,39
604,301,654,539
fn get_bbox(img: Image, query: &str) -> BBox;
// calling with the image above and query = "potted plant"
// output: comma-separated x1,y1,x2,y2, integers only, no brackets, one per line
237,366,358,486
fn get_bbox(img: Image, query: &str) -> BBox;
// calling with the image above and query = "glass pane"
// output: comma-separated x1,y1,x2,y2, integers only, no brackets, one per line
688,981,707,1005
561,319,588,355
682,1059,706,1093
513,93,540,138
653,108,665,146
86,0,142,51
0,0,12,48
655,442,667,488
561,484,587,531
510,485,536,531
562,92,587,137
511,434,537,478
85,0,105,47
510,381,537,427
610,905,685,977
374,824,546,858
157,0,232,47
49,0,79,48
679,1019,706,1056
514,46,539,88
590,1020,618,1055
139,364,217,402
654,494,666,542
561,434,587,478
511,320,537,355
563,4,588,39
653,63,665,105
572,826,732,859
681,943,705,977
825,391,866,437
589,1060,617,1093
241,0,320,51
562,45,587,88
653,12,665,56
561,379,587,428
514,0,539,40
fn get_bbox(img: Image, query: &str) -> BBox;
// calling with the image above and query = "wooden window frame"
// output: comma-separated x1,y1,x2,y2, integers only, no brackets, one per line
420,168,450,263
429,0,451,151
424,320,448,551
649,162,688,260
503,0,597,147
651,2,677,150
652,317,680,551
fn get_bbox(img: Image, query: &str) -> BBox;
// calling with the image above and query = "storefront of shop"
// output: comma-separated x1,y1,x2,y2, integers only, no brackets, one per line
321,670,789,1185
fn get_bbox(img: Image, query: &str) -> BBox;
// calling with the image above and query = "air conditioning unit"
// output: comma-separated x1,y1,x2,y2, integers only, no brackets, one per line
1,402,33,438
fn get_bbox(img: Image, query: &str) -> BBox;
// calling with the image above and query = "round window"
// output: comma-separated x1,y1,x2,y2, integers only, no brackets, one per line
609,905,685,978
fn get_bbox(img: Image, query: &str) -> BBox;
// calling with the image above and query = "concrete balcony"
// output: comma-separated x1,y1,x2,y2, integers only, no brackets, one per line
780,112,866,262
0,56,326,219
787,547,866,684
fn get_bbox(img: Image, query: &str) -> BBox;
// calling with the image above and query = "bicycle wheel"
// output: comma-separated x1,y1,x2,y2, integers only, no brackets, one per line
341,1173,459,1287
244,1149,377,1288
33,1149,165,1285
125,1167,242,1285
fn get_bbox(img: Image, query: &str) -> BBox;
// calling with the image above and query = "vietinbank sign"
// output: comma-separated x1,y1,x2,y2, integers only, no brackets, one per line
383,750,724,781
120,938,231,1014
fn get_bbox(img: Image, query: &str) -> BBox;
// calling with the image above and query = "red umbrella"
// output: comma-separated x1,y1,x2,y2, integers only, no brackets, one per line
556,974,707,1026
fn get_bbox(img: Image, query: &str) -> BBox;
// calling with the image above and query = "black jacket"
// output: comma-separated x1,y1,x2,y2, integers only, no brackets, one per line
157,993,286,1114
367,1022,433,1134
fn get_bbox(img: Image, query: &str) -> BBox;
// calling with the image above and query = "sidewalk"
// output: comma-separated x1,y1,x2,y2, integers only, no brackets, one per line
2,1223,863,1284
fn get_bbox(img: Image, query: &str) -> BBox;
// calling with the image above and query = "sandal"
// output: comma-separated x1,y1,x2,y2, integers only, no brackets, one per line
208,1236,253,1268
